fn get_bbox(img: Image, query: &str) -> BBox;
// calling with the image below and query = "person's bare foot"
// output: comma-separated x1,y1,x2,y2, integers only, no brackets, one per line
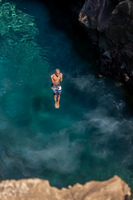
55,102,59,109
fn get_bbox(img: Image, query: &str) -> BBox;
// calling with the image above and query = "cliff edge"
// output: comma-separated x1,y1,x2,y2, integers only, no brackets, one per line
0,175,131,200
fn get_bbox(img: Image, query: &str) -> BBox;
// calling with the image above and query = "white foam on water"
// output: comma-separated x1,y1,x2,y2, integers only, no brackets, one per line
71,74,99,93
17,129,82,174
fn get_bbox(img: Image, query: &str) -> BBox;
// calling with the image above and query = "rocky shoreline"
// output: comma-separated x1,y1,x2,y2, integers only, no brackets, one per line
79,0,133,90
0,175,131,200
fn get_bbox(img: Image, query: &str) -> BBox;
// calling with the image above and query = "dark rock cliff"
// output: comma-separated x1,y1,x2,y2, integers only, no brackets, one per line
79,0,133,90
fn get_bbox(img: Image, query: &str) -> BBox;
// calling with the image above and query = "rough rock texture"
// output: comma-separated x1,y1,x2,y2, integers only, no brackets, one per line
0,175,131,200
79,0,133,89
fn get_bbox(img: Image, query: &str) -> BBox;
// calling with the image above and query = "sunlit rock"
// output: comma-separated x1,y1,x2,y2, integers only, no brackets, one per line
0,175,131,200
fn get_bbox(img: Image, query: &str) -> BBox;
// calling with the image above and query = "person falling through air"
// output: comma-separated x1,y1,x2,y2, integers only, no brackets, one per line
51,69,63,108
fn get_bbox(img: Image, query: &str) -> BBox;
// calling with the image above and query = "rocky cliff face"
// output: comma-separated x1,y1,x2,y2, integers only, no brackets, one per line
79,0,133,89
0,175,131,200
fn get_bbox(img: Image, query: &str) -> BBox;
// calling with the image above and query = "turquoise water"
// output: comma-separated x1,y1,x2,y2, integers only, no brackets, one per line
0,0,133,189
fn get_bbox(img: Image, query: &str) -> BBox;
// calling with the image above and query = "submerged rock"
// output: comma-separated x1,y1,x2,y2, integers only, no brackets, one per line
79,0,133,90
0,175,131,200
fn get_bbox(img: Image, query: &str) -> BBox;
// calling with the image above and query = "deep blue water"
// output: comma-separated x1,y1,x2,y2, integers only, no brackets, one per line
0,0,133,190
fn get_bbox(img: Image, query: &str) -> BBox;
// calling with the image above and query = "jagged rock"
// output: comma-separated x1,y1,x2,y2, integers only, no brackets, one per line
0,175,131,200
79,0,133,90
79,0,117,31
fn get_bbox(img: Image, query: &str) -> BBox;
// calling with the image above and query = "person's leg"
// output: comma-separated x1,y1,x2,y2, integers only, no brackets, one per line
57,94,60,103
54,94,59,108
54,95,57,103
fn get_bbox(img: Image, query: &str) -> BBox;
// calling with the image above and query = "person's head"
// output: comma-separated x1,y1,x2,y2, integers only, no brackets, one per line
55,69,60,76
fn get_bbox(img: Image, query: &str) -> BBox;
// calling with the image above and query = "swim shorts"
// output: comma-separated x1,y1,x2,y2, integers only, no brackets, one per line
51,84,62,95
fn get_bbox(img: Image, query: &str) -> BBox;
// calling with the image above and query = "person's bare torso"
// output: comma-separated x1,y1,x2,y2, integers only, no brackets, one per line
51,73,63,86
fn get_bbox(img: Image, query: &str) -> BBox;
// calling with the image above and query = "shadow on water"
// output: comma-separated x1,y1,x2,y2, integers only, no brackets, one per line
42,0,94,58
14,0,98,75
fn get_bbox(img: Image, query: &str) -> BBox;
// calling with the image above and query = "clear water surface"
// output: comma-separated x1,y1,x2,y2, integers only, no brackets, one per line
0,0,133,190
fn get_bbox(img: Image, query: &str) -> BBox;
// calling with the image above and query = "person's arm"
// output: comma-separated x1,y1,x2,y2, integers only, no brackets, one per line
51,74,56,85
60,73,63,82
